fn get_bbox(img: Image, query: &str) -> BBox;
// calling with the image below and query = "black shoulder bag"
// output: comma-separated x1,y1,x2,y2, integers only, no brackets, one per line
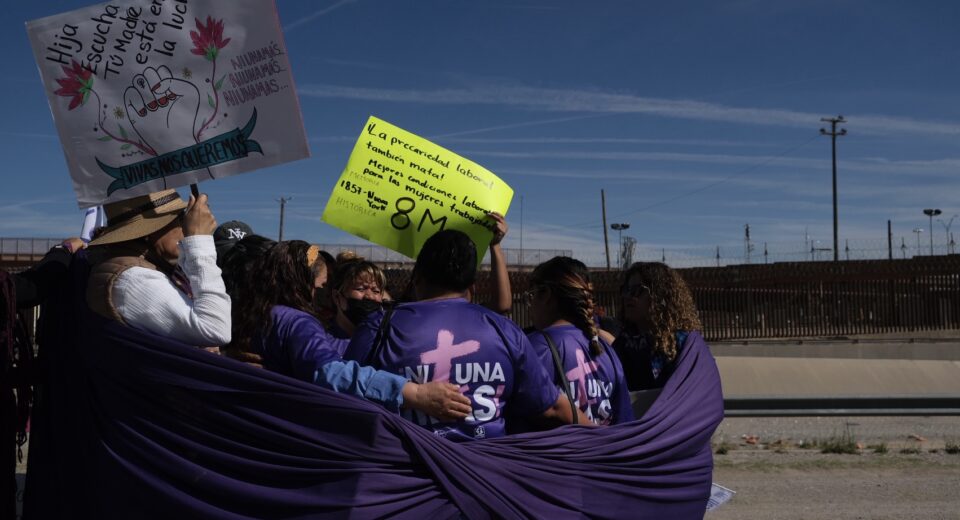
541,331,579,425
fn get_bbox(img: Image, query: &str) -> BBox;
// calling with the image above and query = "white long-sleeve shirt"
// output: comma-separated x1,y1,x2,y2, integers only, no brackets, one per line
112,235,231,346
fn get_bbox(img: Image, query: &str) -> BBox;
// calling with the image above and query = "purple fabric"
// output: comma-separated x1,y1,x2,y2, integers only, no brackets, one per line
344,298,560,442
326,323,351,356
528,325,634,426
255,305,345,381
24,259,724,519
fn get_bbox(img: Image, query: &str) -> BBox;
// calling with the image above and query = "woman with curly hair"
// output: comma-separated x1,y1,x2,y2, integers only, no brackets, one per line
615,262,703,391
229,240,471,420
524,256,633,427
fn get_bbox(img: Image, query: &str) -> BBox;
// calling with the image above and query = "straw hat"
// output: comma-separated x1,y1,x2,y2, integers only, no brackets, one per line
88,190,188,246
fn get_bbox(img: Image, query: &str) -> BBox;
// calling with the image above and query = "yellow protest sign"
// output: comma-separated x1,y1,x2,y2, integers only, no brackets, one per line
322,116,513,261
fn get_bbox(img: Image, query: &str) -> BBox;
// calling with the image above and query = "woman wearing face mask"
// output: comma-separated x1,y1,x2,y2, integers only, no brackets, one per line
230,240,471,420
328,259,387,340
614,262,703,392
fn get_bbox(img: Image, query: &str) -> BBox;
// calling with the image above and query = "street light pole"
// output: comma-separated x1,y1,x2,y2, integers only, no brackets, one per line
923,209,942,255
610,223,630,269
820,116,847,262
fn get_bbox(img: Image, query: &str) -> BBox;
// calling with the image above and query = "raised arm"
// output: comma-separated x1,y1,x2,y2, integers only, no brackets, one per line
485,212,512,314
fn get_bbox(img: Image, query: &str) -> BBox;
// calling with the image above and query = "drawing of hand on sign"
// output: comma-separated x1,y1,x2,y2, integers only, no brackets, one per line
124,65,202,157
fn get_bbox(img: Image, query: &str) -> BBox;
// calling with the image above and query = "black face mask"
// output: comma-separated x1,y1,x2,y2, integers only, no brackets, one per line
343,297,382,325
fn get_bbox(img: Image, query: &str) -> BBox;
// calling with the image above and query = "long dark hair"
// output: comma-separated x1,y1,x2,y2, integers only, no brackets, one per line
531,256,603,356
620,262,701,362
220,235,277,300
230,240,316,356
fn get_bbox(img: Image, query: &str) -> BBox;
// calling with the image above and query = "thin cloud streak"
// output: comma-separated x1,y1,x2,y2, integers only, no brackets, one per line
298,83,960,136
463,149,960,177
431,114,614,138
283,0,359,32
437,136,770,147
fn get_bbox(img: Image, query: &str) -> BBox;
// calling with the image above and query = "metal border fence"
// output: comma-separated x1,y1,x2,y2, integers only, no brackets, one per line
403,256,960,341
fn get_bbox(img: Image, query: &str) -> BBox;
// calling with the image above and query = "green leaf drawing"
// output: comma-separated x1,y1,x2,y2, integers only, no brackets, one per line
118,124,128,139
215,75,226,91
98,135,113,142
208,93,215,108
120,143,132,150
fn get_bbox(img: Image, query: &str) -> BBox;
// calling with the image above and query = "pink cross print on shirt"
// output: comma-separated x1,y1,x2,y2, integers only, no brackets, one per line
420,329,481,383
565,348,599,408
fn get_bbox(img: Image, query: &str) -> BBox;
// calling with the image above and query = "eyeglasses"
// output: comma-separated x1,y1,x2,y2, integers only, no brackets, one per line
620,283,651,298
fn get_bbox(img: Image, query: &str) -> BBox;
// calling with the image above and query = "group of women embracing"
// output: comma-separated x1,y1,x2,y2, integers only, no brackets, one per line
219,223,704,442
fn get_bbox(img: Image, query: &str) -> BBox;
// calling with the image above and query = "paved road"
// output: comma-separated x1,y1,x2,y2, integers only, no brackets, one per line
714,338,960,399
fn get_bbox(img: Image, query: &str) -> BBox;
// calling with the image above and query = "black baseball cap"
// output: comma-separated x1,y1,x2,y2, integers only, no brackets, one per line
214,220,254,262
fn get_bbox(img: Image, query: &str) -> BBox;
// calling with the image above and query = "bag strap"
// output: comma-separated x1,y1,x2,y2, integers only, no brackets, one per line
364,304,395,368
541,330,579,425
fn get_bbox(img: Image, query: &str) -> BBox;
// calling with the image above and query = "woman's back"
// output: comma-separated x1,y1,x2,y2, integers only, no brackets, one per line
528,324,633,425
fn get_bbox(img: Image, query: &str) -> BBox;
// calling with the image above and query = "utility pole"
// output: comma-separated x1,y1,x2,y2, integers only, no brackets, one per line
887,220,893,260
716,246,721,267
277,196,292,241
820,115,847,261
744,223,753,264
764,242,769,264
601,190,611,270
519,195,524,266
938,214,957,254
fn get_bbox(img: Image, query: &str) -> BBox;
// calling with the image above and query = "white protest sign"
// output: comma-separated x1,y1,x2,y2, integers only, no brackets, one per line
27,0,309,208
706,483,736,512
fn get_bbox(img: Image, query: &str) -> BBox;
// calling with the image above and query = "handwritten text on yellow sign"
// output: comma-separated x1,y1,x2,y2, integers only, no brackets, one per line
322,116,513,261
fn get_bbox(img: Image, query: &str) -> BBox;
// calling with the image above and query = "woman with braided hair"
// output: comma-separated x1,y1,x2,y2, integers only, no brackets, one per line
614,262,703,391
523,256,633,427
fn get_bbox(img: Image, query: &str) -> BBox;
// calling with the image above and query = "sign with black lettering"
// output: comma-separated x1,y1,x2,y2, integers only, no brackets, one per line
322,116,513,261
27,0,309,207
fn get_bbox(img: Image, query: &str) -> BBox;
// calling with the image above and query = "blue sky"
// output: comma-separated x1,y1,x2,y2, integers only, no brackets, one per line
4,0,960,266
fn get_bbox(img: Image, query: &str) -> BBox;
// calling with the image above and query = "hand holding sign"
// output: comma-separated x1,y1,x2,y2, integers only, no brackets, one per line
124,66,202,156
183,193,217,237
322,117,513,262
487,212,508,246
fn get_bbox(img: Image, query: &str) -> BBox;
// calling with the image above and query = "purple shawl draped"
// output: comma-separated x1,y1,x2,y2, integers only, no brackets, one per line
23,259,723,519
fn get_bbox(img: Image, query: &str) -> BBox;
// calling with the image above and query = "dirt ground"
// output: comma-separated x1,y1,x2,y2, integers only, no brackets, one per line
709,416,960,520
711,451,960,520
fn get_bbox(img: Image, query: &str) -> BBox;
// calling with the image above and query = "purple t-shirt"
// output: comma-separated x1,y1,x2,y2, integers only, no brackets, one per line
254,305,345,381
528,325,634,426
344,298,560,442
